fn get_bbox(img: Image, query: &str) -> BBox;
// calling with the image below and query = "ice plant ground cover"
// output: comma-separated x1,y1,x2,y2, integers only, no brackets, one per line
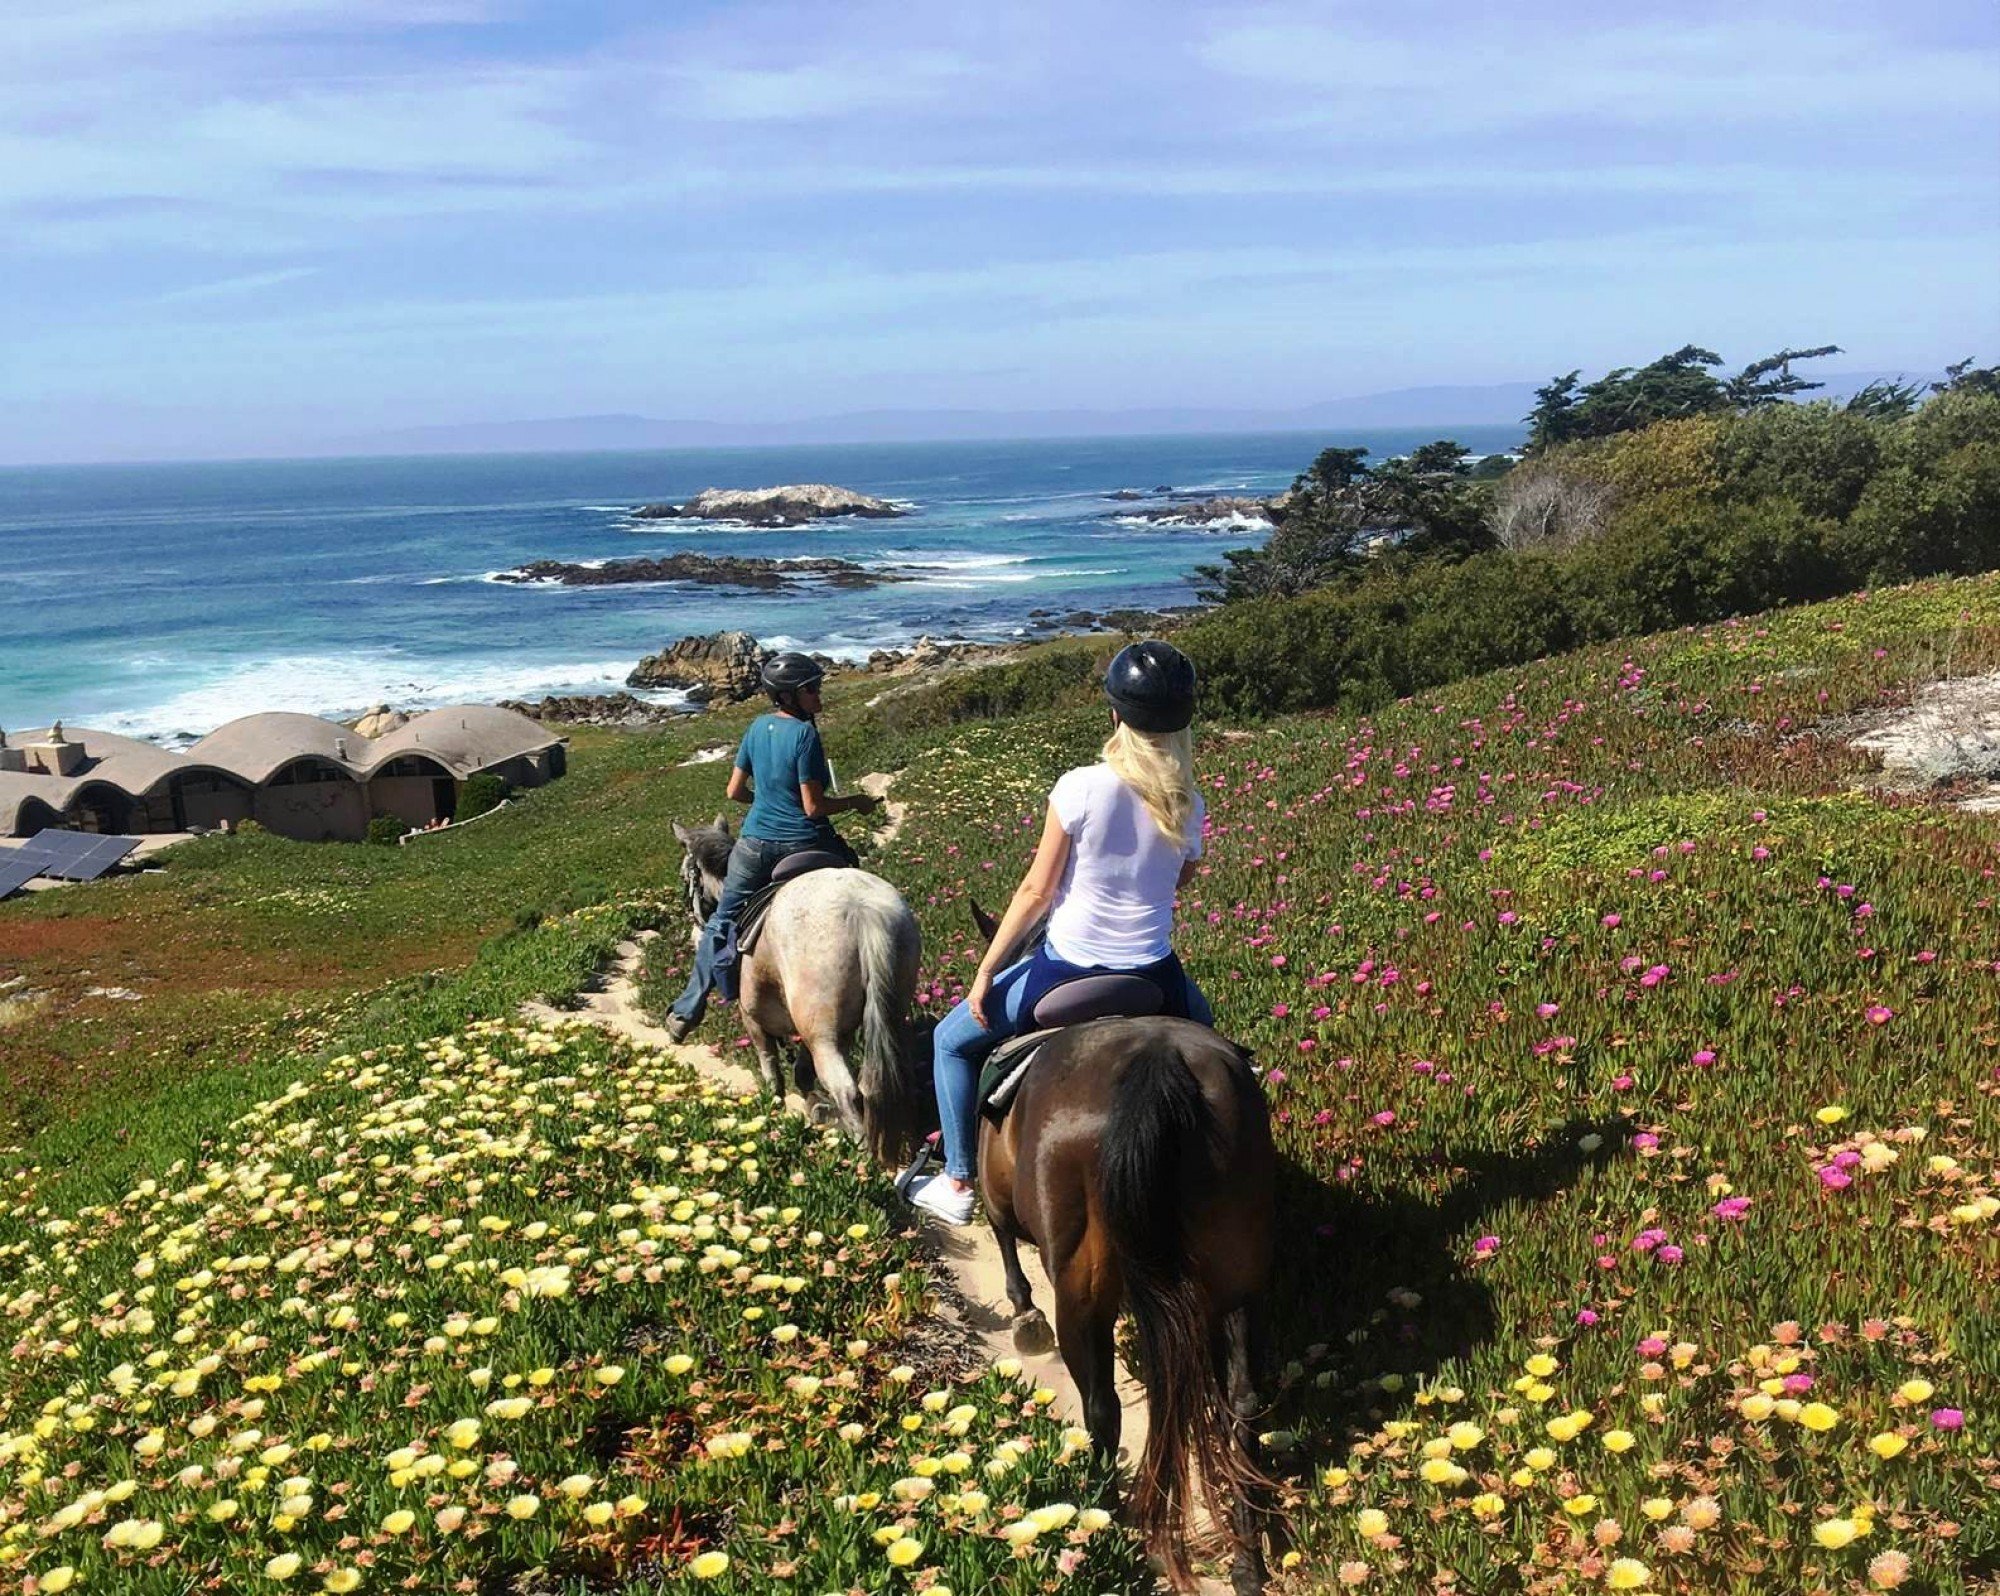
876,578,2000,1592
4,572,1998,1593
0,1016,1139,1592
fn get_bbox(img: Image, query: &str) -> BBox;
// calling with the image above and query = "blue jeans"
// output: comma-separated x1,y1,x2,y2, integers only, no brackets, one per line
931,953,1213,1182
670,835,794,1025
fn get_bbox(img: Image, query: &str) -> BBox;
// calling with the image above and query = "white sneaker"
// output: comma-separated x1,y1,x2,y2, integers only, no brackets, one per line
908,1174,975,1227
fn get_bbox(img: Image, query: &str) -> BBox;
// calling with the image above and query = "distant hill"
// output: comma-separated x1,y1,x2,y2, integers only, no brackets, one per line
329,372,1944,458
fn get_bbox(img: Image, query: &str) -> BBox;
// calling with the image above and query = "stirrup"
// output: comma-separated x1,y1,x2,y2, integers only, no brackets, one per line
894,1132,943,1203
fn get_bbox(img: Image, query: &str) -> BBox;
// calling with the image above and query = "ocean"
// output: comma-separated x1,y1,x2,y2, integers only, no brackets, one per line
0,428,1519,740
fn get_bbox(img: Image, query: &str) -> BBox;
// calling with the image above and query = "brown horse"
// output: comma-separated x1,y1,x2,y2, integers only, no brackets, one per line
901,911,1280,1593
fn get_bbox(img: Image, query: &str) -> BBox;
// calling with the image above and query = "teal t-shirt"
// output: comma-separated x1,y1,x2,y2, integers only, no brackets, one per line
735,713,833,844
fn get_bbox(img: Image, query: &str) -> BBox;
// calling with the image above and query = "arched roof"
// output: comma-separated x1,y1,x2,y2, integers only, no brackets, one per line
2,706,562,836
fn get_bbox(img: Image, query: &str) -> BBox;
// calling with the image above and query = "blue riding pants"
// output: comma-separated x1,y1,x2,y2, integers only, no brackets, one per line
931,952,1214,1183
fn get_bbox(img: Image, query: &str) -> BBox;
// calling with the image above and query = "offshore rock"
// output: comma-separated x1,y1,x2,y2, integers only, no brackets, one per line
627,632,770,700
630,484,907,527
494,553,905,590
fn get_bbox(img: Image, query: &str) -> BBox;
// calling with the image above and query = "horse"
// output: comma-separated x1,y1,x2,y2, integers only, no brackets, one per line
672,814,922,1163
893,904,1279,1594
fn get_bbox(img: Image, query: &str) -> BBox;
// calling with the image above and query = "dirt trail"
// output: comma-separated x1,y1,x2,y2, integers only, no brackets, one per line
520,770,1234,1592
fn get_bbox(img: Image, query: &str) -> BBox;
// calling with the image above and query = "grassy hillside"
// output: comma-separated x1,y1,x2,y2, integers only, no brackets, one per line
4,575,1998,1591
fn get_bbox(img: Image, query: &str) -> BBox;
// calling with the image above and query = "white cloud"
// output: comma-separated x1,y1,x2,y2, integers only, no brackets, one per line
156,265,321,300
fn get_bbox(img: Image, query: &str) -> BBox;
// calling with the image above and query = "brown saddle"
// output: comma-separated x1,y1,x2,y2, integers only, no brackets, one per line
735,848,852,959
977,973,1169,1122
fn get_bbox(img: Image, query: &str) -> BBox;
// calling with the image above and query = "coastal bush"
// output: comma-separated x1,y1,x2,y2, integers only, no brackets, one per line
458,771,510,821
1186,393,2000,720
365,814,406,846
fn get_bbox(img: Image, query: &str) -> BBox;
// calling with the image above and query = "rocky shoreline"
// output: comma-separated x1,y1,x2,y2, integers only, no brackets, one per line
493,552,908,590
631,483,907,527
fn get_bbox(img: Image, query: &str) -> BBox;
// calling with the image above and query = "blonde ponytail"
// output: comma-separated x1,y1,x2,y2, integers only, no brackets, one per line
1103,720,1197,847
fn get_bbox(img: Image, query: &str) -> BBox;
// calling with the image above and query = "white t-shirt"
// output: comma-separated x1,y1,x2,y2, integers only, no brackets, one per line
1042,762,1205,968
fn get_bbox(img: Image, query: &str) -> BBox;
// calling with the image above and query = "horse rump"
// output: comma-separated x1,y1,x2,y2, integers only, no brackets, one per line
1098,1028,1274,1587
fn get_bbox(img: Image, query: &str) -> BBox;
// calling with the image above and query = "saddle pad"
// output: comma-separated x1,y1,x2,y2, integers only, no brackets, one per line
736,856,851,958
977,1028,1059,1124
1031,972,1164,1027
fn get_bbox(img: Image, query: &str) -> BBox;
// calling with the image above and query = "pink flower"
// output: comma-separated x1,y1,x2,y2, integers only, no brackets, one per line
1577,1309,1599,1326
1692,1049,1717,1067
1612,1073,1634,1091
1370,1110,1396,1128
1712,1196,1752,1221
1537,1002,1560,1019
1473,1235,1501,1256
1601,912,1622,928
1819,1166,1852,1190
1639,963,1670,988
1932,1408,1964,1430
1657,1245,1684,1265
1866,1005,1895,1025
1270,1003,1290,1018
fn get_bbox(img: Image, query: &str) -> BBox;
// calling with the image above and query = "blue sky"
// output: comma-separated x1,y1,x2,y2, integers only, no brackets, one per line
3,0,1996,461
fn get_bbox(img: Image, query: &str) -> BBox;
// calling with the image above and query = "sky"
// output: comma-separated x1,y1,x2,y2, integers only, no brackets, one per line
2,0,1996,463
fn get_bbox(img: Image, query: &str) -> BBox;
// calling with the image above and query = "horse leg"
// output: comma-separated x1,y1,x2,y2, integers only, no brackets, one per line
802,1032,864,1141
739,1013,787,1103
1222,1303,1270,1596
993,1222,1053,1354
1054,1266,1122,1470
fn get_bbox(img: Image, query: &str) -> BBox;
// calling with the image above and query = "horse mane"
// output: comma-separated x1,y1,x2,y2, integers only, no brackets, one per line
683,820,735,880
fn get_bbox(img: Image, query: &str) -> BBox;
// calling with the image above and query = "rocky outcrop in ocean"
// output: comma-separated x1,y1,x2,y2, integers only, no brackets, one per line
1120,494,1285,527
627,632,772,700
630,484,907,527
496,691,692,726
493,553,907,590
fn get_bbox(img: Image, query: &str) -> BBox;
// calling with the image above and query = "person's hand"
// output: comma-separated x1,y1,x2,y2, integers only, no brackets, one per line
858,793,885,814
967,966,995,1029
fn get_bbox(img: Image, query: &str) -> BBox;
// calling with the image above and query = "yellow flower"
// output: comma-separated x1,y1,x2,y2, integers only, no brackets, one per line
505,1494,540,1519
1602,1429,1636,1453
557,1475,595,1500
1896,1378,1934,1404
594,1366,625,1387
1524,1354,1560,1378
1564,1494,1599,1517
1469,1492,1504,1519
885,1537,923,1567
1356,1507,1389,1537
324,1572,363,1594
1868,1431,1908,1460
266,1553,303,1581
40,1570,77,1594
583,1501,615,1527
1419,1458,1468,1487
689,1551,729,1579
444,1419,481,1450
1640,1497,1674,1521
1525,1446,1557,1471
1606,1558,1651,1590
1322,1466,1351,1489
1816,1105,1849,1125
1813,1518,1859,1549
381,1509,416,1534
1799,1402,1840,1433
664,1355,696,1377
1446,1421,1485,1450
1740,1393,1775,1421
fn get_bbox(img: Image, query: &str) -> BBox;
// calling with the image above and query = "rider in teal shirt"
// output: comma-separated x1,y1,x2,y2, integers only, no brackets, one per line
664,653,880,1039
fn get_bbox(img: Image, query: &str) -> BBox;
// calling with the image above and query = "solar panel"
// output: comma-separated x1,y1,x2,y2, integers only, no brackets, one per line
0,855,43,900
14,831,140,882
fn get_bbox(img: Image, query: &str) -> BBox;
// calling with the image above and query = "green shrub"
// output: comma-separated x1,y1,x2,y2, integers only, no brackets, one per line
365,814,407,847
457,772,510,820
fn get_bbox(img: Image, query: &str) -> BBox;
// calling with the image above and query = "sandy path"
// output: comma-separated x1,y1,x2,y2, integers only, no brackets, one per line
520,770,1233,1591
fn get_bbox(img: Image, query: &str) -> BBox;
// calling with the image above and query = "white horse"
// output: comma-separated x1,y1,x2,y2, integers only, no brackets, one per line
672,815,922,1161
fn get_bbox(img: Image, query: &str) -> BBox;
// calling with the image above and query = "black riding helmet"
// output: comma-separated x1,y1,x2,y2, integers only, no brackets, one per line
760,651,826,701
1104,639,1196,733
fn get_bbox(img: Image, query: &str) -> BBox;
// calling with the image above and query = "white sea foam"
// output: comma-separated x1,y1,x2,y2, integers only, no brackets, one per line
1109,512,1273,533
90,652,679,741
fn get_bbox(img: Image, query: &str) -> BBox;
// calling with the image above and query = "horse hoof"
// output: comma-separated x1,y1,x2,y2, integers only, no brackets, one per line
807,1096,839,1129
1012,1310,1054,1356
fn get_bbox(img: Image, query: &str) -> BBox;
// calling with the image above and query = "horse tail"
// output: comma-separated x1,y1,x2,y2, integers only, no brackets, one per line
1098,1036,1265,1586
853,887,915,1159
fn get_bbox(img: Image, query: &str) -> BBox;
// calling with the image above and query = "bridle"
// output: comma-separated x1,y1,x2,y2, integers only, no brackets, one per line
679,847,719,930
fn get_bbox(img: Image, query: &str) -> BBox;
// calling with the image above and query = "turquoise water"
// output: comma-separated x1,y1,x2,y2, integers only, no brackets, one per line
0,429,1518,739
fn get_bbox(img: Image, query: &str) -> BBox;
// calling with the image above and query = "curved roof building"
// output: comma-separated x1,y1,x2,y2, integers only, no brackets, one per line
0,706,564,843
